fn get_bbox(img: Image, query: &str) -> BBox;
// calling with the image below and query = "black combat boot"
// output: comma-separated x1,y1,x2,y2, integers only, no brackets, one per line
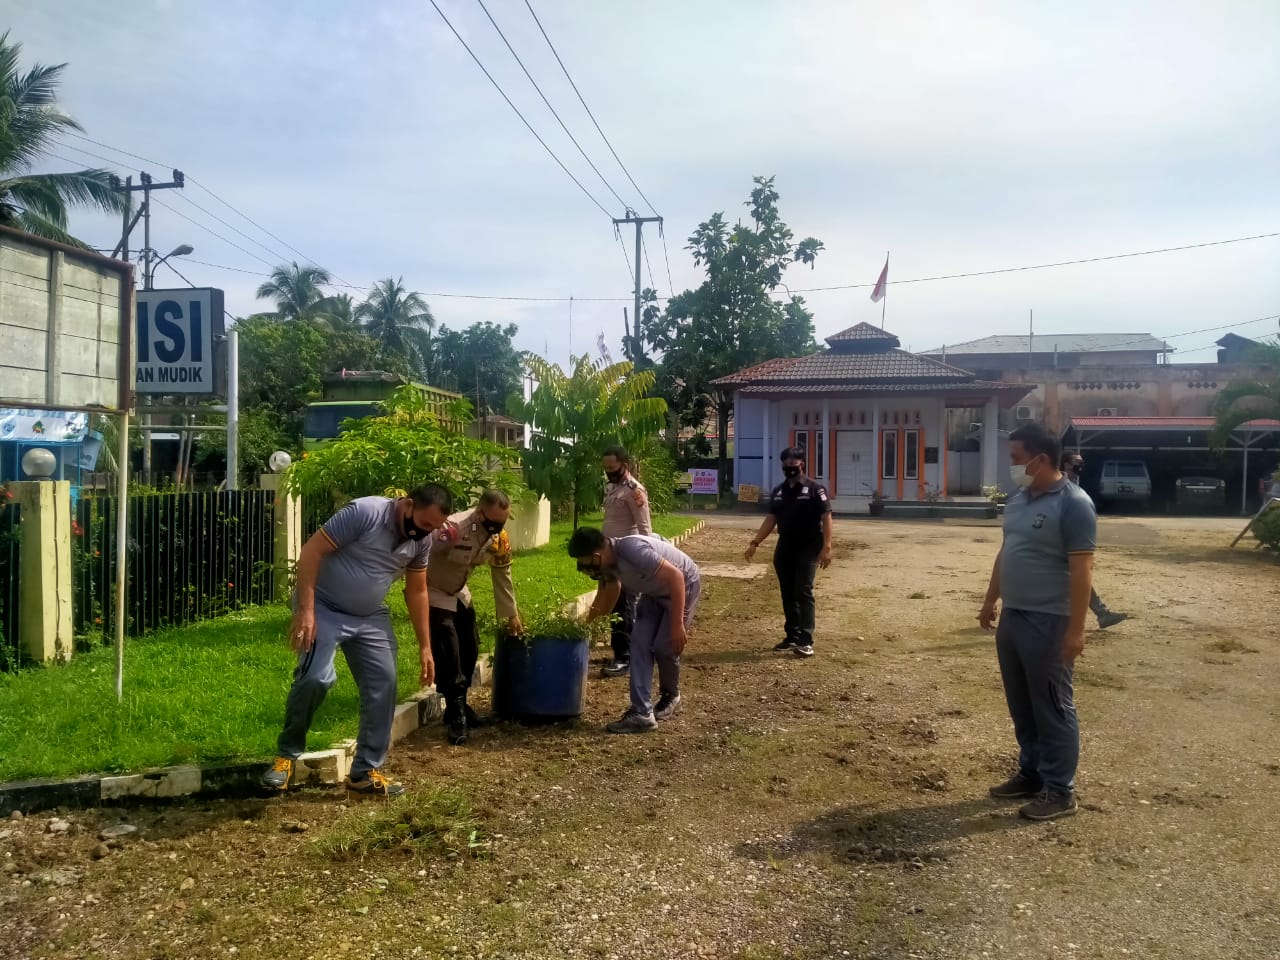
444,697,468,746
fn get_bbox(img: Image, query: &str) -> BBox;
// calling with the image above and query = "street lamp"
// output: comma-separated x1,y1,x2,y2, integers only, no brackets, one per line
21,448,58,480
149,244,194,284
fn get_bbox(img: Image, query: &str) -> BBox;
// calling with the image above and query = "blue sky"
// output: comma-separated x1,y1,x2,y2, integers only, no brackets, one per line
9,0,1280,366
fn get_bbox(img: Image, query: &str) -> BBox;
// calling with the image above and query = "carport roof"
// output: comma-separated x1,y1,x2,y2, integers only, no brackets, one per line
1069,416,1280,432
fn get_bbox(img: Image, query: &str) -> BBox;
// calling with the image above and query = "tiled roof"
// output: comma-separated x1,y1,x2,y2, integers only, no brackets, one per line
1070,416,1280,430
713,348,977,387
740,380,1030,395
921,333,1172,355
824,322,901,346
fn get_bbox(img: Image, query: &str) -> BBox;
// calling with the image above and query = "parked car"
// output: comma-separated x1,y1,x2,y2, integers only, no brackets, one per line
1175,474,1226,510
1099,460,1152,505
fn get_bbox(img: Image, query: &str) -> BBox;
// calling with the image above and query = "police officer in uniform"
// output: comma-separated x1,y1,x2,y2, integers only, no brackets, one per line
745,446,833,658
600,444,652,678
427,489,523,745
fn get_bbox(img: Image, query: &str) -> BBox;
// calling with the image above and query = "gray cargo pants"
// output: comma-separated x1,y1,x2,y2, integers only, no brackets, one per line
276,600,398,780
628,577,701,717
995,608,1079,794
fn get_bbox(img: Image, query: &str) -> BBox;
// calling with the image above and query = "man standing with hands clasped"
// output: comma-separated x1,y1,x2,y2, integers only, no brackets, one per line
262,483,453,798
980,424,1096,821
745,446,833,658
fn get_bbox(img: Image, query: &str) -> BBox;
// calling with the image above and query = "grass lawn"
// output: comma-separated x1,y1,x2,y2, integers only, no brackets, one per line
0,514,700,782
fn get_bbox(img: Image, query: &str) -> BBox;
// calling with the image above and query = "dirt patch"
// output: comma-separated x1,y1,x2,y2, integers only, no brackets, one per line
4,515,1279,959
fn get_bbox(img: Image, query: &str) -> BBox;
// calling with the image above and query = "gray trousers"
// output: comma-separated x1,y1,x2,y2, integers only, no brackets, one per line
995,608,1079,794
628,578,701,717
277,601,398,780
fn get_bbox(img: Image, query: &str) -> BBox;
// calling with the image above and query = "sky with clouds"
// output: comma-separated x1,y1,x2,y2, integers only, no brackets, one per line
9,0,1280,366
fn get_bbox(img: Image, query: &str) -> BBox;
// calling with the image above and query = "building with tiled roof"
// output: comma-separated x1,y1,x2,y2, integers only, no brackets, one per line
714,323,1030,511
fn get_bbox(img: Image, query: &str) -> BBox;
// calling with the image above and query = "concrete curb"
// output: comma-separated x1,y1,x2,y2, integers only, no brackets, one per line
0,691,446,816
0,522,711,816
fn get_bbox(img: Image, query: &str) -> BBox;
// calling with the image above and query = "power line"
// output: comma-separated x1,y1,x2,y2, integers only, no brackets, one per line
524,0,660,218
150,196,276,269
790,232,1280,294
61,132,348,282
172,192,292,263
640,230,657,291
615,229,635,287
659,222,677,298
473,0,630,210
185,176,350,283
427,0,612,219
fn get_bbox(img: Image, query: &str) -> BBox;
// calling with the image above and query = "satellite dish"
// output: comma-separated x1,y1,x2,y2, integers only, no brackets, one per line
268,450,293,474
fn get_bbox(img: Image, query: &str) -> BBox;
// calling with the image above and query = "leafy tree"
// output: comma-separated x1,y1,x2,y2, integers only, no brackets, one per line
644,176,822,491
283,386,523,510
507,355,667,528
1211,340,1280,448
255,261,333,321
234,313,386,444
433,321,523,412
357,277,436,379
0,32,126,245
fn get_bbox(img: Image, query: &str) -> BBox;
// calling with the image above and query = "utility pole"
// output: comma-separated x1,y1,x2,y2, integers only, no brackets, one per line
613,209,662,360
112,170,185,485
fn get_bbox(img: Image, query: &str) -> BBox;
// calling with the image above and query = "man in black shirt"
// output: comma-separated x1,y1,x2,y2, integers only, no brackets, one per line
745,446,833,658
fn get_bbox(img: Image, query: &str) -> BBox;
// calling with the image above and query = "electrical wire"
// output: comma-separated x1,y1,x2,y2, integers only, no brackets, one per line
640,230,657,292
150,196,276,268
473,0,630,211
658,221,676,298
523,0,660,218
172,192,293,263
790,232,1280,294
60,132,348,282
427,0,613,219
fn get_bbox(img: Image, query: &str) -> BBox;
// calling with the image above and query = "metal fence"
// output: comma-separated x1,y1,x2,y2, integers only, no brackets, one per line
73,490,277,641
0,495,21,670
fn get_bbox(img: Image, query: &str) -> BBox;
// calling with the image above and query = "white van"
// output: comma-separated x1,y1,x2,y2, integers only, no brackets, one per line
1099,460,1152,505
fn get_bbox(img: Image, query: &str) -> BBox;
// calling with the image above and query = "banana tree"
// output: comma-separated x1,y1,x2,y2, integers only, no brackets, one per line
508,355,668,528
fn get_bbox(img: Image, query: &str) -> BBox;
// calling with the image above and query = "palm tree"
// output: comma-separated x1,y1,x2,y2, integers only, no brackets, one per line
255,261,332,321
314,292,357,330
356,277,437,378
0,32,126,245
1211,340,1280,447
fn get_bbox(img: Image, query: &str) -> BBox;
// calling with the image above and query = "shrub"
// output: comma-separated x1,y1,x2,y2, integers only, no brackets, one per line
634,438,677,516
1253,506,1280,551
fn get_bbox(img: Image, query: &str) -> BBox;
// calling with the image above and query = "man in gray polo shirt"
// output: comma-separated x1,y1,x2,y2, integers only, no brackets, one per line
979,423,1096,821
261,483,452,797
568,527,701,734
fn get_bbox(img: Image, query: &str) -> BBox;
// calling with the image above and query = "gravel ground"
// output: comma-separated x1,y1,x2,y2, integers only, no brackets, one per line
3,514,1278,959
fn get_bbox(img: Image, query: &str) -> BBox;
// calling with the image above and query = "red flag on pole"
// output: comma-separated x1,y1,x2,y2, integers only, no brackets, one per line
870,256,889,303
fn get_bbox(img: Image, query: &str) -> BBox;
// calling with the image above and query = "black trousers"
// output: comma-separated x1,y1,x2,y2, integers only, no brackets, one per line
429,604,478,702
610,588,638,661
773,543,820,647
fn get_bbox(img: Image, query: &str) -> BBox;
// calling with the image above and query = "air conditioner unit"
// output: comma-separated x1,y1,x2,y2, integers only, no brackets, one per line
1097,407,1119,417
1014,405,1034,421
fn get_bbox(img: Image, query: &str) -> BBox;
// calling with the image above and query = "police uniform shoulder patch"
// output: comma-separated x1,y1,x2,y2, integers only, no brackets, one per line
489,529,513,566
435,522,459,544
817,486,829,502
633,486,647,507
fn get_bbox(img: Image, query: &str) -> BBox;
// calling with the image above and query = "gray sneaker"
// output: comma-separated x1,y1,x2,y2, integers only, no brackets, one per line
1019,789,1078,821
1097,610,1129,629
261,757,293,791
606,709,658,734
793,644,815,658
653,694,682,721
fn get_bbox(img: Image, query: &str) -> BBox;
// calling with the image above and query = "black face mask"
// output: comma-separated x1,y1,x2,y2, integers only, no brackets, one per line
576,559,605,581
403,515,429,541
605,470,624,484
782,465,802,479
481,518,505,537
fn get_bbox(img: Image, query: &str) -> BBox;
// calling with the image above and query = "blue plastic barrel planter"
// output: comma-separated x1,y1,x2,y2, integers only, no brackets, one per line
492,632,590,721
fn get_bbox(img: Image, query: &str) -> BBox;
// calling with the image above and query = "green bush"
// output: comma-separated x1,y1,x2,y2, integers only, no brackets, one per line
1253,506,1280,551
634,439,677,515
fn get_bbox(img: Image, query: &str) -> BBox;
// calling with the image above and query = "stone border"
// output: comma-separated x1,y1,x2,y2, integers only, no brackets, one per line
0,521,709,816
0,692,446,817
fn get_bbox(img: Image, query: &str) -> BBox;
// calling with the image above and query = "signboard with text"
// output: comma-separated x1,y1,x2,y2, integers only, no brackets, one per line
690,468,718,495
737,483,761,503
135,288,225,395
